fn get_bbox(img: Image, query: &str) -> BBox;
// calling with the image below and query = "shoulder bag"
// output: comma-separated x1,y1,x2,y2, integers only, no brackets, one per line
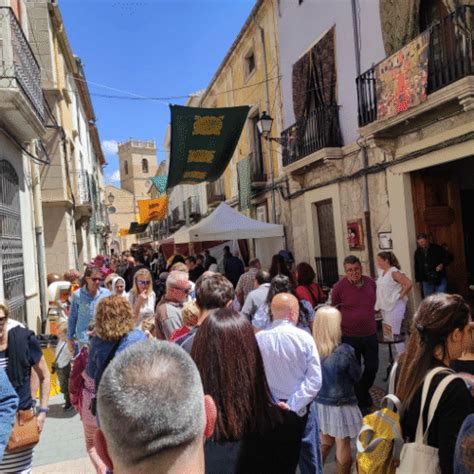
396,367,460,473
6,409,40,453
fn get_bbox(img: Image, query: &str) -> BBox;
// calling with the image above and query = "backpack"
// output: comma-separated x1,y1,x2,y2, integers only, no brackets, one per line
356,365,403,474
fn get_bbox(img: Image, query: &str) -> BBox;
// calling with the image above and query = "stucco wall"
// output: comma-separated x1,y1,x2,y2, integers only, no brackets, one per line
278,0,385,145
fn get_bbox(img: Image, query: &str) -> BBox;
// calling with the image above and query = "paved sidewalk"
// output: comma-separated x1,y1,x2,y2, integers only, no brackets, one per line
32,395,90,472
31,341,392,473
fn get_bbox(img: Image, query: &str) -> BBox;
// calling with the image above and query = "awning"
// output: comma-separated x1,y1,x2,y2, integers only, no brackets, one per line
174,202,284,244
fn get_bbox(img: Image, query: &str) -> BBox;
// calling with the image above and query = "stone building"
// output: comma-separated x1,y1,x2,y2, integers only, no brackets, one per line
105,139,159,250
199,0,284,226
277,0,474,304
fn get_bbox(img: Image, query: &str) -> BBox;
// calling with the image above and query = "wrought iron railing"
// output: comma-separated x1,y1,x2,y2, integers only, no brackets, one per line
0,7,44,122
314,256,340,288
357,5,474,127
281,105,343,166
77,170,90,204
207,178,225,205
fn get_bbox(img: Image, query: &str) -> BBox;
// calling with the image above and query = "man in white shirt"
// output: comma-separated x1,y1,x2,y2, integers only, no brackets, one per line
256,293,323,473
241,270,271,321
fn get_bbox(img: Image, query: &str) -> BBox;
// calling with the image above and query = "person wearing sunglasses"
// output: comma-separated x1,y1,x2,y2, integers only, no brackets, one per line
67,266,111,354
129,269,156,325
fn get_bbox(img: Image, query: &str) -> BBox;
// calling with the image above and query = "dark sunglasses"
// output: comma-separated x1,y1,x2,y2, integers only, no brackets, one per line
91,277,103,282
137,280,151,286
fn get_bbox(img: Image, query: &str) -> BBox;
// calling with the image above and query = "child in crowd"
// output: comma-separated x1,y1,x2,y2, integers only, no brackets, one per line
313,306,362,473
140,314,156,340
54,322,73,411
170,300,200,342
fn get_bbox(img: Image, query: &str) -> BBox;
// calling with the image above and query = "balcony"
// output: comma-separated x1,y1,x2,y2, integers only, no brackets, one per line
0,7,45,140
281,105,343,169
357,6,474,129
206,178,225,207
75,170,92,222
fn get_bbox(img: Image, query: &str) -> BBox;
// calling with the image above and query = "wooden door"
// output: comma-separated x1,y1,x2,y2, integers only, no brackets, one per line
411,166,467,295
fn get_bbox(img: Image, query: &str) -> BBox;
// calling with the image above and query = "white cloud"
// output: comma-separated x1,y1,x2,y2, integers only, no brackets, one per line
102,140,119,155
107,170,121,184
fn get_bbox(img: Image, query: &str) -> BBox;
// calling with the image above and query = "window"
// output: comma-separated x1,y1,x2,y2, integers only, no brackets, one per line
244,50,256,78
142,159,149,174
124,160,129,175
249,114,264,181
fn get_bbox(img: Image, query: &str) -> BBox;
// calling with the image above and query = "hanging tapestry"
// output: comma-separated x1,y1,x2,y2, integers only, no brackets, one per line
291,26,341,146
375,31,430,120
137,196,169,224
151,176,168,195
167,105,250,188
237,156,252,211
128,222,149,235
380,0,421,56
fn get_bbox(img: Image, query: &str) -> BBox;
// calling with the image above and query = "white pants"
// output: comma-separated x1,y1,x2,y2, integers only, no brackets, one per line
382,299,406,355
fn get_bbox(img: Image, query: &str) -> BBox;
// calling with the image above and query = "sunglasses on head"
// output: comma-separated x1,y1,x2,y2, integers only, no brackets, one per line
138,280,151,286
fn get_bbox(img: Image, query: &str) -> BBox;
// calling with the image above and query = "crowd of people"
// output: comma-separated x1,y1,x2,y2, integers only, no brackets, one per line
0,236,473,474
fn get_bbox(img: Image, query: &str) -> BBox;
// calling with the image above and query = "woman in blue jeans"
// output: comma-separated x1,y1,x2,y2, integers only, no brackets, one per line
0,369,18,460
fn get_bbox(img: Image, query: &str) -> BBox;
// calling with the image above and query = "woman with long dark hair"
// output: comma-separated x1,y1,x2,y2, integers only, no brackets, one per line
253,275,315,332
295,262,325,307
269,254,296,286
191,308,303,473
395,294,473,473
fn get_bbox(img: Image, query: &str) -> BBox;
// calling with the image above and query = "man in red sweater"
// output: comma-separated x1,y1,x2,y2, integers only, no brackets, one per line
331,255,378,411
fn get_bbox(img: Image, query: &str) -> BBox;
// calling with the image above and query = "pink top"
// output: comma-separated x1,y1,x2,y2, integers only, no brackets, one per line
81,372,97,427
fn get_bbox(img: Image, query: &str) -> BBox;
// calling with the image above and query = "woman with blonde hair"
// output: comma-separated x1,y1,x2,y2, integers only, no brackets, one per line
128,268,156,324
375,251,412,354
313,306,362,473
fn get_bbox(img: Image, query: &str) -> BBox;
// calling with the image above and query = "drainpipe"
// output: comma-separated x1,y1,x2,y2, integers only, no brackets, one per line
253,15,277,224
351,0,375,277
30,157,48,324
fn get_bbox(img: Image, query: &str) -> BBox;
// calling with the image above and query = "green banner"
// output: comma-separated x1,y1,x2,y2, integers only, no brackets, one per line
168,105,250,188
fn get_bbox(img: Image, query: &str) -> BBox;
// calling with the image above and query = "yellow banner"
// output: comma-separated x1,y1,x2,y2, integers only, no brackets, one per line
137,196,168,224
118,228,129,237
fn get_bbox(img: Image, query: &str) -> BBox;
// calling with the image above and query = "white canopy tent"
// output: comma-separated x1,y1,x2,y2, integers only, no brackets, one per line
173,202,284,244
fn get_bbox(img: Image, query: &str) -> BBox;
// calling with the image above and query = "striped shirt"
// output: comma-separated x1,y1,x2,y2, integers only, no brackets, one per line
0,354,34,474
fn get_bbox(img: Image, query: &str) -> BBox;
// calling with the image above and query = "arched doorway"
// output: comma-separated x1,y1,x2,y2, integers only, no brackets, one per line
0,160,26,323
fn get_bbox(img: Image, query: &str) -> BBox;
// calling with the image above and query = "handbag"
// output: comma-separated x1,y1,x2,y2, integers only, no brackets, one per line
396,368,460,474
6,409,40,453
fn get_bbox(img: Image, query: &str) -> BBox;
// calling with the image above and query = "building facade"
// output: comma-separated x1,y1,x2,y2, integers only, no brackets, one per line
27,0,107,275
277,0,474,305
199,0,284,227
0,0,46,329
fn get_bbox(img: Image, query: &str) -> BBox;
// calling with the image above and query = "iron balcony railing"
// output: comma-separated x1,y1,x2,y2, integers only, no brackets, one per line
314,256,340,288
281,104,343,167
77,170,91,205
0,7,44,122
357,5,474,127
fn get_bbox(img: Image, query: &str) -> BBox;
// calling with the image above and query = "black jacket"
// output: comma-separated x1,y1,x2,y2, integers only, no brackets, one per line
414,243,451,283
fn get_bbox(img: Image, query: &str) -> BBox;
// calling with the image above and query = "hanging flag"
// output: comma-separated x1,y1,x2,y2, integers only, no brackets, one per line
137,196,168,224
151,176,168,195
376,31,429,120
118,228,129,237
237,156,252,211
168,104,250,188
128,222,149,235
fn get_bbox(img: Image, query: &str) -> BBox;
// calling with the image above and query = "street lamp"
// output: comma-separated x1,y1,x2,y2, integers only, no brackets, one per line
256,111,274,138
107,192,115,205
256,111,277,224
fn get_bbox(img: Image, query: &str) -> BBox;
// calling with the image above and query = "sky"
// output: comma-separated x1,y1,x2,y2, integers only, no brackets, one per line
59,0,256,184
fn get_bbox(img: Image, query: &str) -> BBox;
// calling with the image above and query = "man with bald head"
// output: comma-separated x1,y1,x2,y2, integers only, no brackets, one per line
256,293,323,473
